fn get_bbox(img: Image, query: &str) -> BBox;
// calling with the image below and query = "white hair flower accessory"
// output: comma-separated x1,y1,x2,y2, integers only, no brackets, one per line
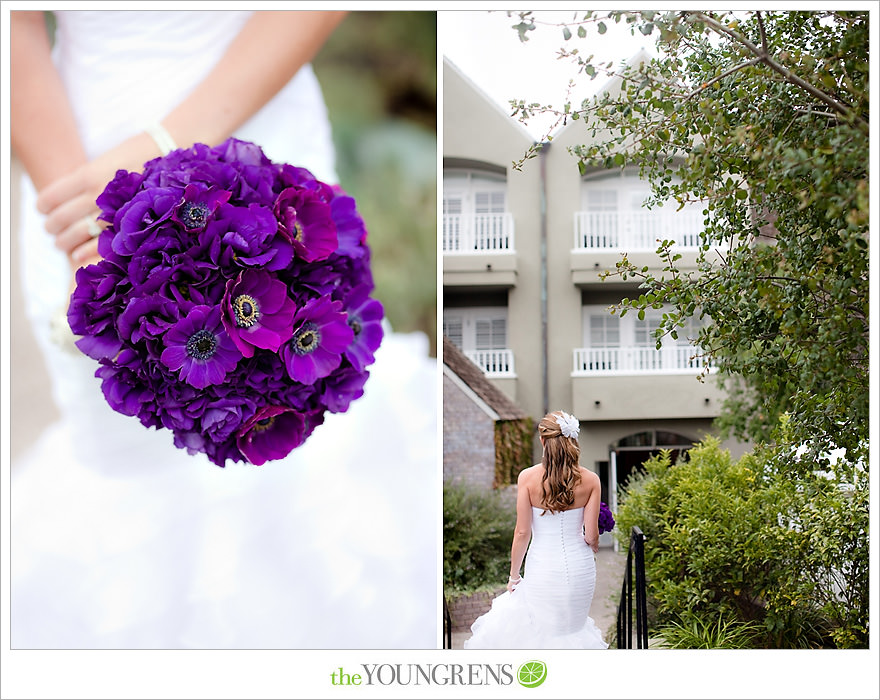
555,411,580,439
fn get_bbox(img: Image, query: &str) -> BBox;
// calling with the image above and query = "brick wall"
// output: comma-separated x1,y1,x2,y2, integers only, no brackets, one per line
442,374,496,490
447,586,506,633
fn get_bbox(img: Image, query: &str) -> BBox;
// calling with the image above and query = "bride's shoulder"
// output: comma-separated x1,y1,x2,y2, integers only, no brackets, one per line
516,464,543,484
578,466,601,487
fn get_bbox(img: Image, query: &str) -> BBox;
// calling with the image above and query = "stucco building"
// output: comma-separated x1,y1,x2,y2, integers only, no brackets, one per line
442,55,748,517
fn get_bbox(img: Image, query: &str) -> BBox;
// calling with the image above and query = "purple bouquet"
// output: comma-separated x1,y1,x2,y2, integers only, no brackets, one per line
68,138,383,467
598,501,616,534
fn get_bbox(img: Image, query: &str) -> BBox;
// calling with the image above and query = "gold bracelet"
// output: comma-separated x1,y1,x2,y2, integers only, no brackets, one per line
144,122,178,156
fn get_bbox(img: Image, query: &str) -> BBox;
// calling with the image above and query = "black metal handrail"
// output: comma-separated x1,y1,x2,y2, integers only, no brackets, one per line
443,596,452,649
616,526,649,649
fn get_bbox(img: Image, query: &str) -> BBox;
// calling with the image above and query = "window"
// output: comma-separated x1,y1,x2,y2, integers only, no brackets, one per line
633,310,663,348
444,307,514,376
443,316,463,348
584,308,662,350
577,304,712,373
576,169,705,250
586,189,617,212
475,318,506,350
474,190,506,215
445,308,507,352
443,171,513,252
589,314,620,348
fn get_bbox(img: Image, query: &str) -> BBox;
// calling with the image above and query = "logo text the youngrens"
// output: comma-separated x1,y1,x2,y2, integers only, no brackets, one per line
330,663,515,687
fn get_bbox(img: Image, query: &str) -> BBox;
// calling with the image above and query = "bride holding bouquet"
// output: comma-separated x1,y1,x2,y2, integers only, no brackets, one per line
10,10,437,649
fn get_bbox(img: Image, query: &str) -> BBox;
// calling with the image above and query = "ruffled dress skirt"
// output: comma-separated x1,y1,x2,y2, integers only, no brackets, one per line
464,507,608,650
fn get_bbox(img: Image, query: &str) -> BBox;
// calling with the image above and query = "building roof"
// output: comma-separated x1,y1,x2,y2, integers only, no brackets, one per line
443,56,536,146
442,336,528,421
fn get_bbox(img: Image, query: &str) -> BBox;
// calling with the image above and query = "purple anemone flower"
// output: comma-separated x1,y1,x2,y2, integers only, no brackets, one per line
160,305,242,389
281,297,353,385
320,366,369,413
598,502,616,534
274,186,338,262
236,405,308,466
221,269,297,358
173,184,232,232
343,285,384,372
111,186,180,256
71,137,380,467
329,193,368,259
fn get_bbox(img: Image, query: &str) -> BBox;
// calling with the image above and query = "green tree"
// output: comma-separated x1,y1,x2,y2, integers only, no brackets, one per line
508,10,869,647
510,11,869,461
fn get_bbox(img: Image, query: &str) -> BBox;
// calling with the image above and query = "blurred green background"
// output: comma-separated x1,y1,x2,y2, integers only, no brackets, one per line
313,11,437,356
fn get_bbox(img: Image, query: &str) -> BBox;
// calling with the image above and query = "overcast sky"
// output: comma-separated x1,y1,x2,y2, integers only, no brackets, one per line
439,10,655,138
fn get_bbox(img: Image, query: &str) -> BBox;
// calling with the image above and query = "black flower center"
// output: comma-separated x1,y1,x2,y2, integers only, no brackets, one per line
233,294,261,328
186,329,218,360
253,416,276,432
180,201,210,229
349,316,362,338
293,220,304,242
292,323,320,355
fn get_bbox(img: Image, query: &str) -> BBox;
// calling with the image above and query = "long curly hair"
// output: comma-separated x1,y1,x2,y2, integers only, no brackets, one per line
537,411,581,514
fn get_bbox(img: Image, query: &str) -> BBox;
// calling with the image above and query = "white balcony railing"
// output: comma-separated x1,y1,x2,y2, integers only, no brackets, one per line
573,210,705,250
444,213,515,253
465,348,516,377
572,345,714,375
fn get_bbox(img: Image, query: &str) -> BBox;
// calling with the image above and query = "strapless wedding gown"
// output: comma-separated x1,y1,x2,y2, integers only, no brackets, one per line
464,507,608,649
11,11,437,649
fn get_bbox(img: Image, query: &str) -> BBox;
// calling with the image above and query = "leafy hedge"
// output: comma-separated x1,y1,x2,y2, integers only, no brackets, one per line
443,480,516,596
616,435,868,648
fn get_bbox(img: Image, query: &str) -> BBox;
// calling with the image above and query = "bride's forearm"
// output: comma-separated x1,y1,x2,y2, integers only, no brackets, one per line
162,10,347,148
509,530,530,577
10,11,87,190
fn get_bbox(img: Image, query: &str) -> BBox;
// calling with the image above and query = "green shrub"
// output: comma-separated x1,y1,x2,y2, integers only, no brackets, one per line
616,435,867,648
655,612,763,649
443,480,516,595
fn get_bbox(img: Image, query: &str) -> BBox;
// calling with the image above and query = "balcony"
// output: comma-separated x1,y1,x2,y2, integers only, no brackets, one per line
444,213,515,253
571,346,722,421
573,209,705,251
443,213,518,288
465,348,516,378
570,209,708,287
572,346,714,375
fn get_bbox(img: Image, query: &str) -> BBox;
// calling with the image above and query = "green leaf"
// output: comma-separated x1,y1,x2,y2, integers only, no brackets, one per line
578,25,587,38
598,21,607,34
563,26,572,41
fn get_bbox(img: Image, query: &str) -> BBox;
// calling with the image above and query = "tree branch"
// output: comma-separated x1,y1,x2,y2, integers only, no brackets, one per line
688,11,869,134
756,11,769,55
684,56,762,101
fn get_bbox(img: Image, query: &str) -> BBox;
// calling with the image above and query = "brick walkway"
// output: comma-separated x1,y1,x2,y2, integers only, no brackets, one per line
450,546,628,649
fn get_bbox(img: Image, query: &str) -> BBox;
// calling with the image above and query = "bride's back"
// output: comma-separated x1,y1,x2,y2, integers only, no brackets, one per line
520,464,595,512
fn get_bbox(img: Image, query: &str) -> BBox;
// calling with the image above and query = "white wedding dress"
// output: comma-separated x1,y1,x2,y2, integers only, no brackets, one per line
464,507,608,649
11,11,437,649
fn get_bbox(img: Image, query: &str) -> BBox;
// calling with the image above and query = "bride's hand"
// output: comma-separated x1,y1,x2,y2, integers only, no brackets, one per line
36,131,163,265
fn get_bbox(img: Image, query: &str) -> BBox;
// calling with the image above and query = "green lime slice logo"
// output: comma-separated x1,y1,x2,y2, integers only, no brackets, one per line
517,660,547,688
